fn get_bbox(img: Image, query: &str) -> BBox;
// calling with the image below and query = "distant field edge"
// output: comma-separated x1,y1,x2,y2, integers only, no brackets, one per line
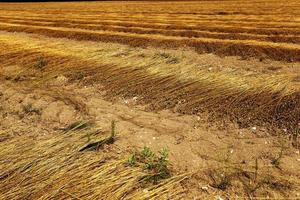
0,24,299,62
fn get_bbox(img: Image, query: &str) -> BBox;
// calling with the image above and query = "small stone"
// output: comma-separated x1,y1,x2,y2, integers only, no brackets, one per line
201,186,208,191
217,196,224,200
132,96,138,101
143,189,148,193
251,126,257,131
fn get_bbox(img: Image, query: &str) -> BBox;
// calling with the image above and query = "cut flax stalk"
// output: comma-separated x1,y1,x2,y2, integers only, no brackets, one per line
0,126,186,199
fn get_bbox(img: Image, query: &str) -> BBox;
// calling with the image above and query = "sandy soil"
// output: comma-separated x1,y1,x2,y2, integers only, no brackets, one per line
1,75,299,198
0,30,299,199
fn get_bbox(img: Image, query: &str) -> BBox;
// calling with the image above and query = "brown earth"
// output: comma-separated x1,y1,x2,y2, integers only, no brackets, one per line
0,31,299,199
0,1,300,199
1,73,300,199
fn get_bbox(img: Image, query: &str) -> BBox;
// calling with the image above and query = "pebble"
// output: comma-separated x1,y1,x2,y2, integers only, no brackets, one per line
217,196,224,200
201,186,208,191
132,96,138,101
143,189,148,193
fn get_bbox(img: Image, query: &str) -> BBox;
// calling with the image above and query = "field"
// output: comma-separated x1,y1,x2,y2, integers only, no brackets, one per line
0,1,299,199
1,0,300,61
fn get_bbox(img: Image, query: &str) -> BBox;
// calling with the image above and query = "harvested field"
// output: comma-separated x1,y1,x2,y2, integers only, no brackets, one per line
0,31,299,132
0,1,300,200
0,1,300,61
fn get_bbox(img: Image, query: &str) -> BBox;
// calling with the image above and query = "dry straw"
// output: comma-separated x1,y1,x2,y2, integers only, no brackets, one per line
0,125,187,199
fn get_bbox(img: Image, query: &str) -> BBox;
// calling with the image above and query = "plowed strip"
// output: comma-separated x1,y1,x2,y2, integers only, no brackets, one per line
2,14,300,29
1,22,300,62
1,15,300,36
3,19,300,44
0,32,299,133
